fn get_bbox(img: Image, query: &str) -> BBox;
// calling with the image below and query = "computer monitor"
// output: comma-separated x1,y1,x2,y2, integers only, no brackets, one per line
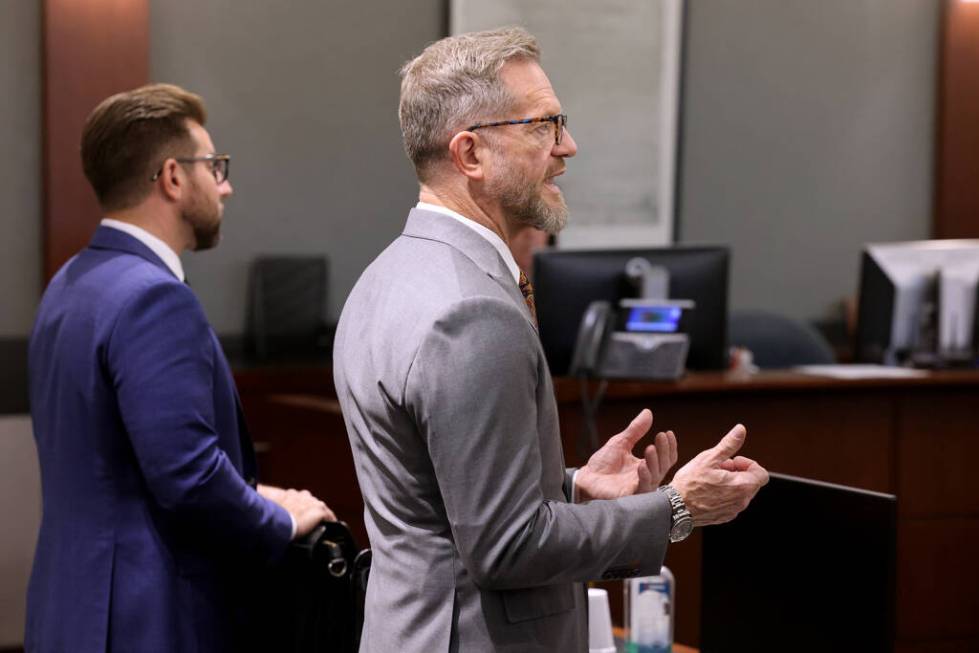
856,239,979,364
700,473,896,653
532,246,729,374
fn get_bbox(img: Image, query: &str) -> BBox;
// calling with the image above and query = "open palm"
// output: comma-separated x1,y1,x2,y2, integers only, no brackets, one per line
574,409,678,502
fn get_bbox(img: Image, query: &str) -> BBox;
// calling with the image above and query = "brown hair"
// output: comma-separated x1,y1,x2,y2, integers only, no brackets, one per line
81,83,207,211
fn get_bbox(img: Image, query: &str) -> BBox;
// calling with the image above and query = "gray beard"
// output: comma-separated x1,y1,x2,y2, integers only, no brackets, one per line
492,170,568,236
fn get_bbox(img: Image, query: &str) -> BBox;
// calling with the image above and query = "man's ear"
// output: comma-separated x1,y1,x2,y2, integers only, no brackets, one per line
157,159,184,202
448,130,486,182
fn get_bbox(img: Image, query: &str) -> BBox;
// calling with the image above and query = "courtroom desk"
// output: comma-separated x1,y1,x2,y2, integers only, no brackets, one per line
556,370,979,653
234,364,369,547
236,365,979,652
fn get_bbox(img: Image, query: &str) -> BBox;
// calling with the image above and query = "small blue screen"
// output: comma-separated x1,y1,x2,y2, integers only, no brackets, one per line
625,306,682,333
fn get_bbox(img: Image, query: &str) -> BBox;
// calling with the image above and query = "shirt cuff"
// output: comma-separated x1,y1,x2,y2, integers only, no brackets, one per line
572,469,581,504
288,511,297,540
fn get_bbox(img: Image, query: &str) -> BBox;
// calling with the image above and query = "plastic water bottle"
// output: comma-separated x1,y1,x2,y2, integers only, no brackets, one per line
623,566,674,653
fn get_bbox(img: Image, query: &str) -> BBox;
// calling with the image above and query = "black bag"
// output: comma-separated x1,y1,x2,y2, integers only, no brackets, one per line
254,521,371,652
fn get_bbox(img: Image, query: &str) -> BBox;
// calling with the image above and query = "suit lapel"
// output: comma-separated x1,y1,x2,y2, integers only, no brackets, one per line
402,208,538,332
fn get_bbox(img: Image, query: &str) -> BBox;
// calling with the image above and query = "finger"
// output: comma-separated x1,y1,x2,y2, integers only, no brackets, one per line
666,430,678,469
654,432,671,479
637,452,655,492
707,424,747,464
720,456,757,472
616,409,653,449
642,444,660,490
750,465,771,486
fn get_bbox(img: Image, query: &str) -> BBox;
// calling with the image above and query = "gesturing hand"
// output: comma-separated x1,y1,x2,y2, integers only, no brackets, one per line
574,409,678,502
670,424,769,526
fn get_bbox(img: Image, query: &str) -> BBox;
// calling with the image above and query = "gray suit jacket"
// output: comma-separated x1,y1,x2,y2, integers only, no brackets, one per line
333,208,671,652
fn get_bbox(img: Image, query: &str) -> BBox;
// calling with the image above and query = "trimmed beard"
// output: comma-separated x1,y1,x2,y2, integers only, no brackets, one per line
182,178,222,251
490,165,568,236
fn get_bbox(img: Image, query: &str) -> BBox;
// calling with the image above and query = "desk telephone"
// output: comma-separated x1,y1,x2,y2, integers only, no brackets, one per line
569,299,692,380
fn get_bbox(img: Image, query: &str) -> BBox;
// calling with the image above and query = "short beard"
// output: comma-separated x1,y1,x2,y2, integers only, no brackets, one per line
189,218,221,251
491,166,568,236
182,180,222,251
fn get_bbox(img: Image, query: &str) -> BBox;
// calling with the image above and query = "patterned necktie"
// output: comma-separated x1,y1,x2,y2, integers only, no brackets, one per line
518,269,537,325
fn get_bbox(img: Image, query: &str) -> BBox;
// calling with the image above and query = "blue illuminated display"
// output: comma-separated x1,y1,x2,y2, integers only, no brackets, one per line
625,306,682,333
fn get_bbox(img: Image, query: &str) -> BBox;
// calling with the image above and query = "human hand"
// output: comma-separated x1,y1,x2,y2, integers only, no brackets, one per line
260,485,336,539
575,409,678,502
669,424,768,526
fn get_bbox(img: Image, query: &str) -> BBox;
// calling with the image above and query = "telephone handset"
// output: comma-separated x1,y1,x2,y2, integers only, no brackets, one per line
568,301,614,377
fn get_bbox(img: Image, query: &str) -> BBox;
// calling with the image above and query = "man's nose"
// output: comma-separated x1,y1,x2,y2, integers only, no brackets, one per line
556,128,577,157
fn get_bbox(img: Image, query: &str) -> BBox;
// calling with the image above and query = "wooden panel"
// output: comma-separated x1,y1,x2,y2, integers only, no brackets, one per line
896,518,979,640
235,368,369,547
897,388,979,517
563,389,896,646
235,367,979,649
42,0,149,282
896,637,979,653
935,0,979,238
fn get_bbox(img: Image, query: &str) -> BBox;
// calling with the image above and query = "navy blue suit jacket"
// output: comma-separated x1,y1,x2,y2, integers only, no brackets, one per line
26,226,293,652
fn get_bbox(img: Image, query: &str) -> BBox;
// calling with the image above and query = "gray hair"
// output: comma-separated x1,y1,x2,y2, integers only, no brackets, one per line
399,26,540,180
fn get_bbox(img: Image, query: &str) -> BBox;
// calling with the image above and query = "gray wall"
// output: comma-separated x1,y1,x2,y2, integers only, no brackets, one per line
0,0,942,334
0,417,40,647
150,1,445,333
679,0,938,322
0,0,41,337
0,1,949,646
0,7,40,645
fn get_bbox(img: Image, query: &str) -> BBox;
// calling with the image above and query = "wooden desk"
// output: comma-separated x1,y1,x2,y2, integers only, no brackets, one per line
237,367,979,653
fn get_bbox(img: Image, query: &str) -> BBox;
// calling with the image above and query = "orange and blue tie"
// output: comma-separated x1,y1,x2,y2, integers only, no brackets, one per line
518,269,537,325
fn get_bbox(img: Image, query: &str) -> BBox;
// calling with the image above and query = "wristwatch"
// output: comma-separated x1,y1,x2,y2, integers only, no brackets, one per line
660,484,694,543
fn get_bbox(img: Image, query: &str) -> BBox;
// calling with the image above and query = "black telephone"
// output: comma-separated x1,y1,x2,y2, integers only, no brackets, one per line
568,301,614,377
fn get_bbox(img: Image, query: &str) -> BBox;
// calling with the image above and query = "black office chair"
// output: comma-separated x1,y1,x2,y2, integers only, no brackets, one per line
245,256,331,360
728,309,836,369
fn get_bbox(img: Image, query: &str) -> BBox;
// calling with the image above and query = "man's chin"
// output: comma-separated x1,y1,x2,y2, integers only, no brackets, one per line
192,229,221,252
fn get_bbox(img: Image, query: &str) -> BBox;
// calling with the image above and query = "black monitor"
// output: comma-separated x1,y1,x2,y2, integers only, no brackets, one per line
532,246,729,373
700,473,896,653
856,239,979,364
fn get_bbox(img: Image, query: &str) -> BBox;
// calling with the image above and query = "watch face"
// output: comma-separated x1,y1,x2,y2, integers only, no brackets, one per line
671,518,694,542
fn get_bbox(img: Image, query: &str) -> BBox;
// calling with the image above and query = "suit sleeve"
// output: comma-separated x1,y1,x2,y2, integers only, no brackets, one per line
106,281,292,560
404,296,671,590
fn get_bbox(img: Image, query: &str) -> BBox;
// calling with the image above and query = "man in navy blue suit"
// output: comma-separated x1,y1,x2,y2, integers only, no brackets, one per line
26,83,334,652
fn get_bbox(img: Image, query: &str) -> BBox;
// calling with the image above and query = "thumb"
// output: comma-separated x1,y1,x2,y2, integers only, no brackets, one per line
617,409,653,448
707,424,746,464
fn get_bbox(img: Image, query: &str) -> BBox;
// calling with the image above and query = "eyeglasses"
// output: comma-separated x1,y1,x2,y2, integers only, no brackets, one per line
150,154,231,184
467,114,568,146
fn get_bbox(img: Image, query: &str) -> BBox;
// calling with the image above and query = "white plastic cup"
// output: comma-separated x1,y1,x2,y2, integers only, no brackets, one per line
587,588,617,653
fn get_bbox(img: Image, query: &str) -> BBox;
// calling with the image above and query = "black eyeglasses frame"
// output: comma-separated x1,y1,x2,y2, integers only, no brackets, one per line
150,154,231,184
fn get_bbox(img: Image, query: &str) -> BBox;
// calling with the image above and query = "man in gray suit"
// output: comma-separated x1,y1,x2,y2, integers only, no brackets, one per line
333,27,769,652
